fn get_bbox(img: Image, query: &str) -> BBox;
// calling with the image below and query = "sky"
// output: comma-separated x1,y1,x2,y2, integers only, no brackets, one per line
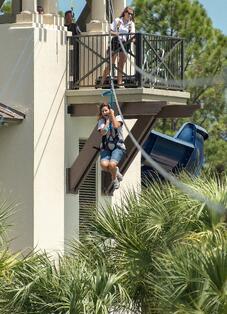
59,0,227,35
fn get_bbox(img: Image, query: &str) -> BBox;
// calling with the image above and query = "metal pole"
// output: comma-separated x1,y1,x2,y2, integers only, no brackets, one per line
223,66,227,114
135,33,143,87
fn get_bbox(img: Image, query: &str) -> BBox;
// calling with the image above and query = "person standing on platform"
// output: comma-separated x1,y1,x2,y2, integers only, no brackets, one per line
65,10,81,88
100,6,135,88
64,10,81,35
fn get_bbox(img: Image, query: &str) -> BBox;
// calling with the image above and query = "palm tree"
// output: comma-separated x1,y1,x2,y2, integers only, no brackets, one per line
0,196,130,313
0,198,18,277
0,251,131,313
0,198,12,245
87,174,227,313
0,174,226,313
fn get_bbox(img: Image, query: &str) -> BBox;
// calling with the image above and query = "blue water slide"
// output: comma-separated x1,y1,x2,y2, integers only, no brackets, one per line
141,123,208,182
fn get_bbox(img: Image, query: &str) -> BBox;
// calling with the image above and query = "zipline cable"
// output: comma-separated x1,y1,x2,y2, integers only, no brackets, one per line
34,68,66,151
107,0,226,215
34,94,65,178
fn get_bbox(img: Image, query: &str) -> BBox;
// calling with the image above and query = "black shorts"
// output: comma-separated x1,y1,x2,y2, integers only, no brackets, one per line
111,37,131,53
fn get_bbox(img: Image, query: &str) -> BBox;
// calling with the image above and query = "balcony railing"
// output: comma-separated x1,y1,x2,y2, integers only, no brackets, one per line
67,33,184,90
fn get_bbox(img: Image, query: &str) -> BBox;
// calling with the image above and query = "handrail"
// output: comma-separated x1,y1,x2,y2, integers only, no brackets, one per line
67,32,184,90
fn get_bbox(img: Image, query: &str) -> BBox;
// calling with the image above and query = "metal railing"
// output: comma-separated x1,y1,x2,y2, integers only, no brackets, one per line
67,33,184,90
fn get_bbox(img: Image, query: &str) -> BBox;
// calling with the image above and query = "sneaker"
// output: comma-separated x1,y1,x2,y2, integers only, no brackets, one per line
112,178,120,190
116,167,123,182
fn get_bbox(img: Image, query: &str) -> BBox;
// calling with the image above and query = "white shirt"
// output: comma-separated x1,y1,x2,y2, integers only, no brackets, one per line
98,115,126,150
111,17,135,42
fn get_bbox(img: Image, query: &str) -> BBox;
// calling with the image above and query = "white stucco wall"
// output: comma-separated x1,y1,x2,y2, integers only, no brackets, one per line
33,25,67,254
0,24,35,252
0,22,67,255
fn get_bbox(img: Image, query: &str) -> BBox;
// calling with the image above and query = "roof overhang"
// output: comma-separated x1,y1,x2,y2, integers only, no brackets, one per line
0,102,25,126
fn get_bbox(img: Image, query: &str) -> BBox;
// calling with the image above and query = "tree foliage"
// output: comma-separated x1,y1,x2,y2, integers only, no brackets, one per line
1,0,11,14
133,0,227,173
0,175,226,313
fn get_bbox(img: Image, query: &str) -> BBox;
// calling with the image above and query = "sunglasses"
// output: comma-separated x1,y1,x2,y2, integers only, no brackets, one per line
126,11,134,16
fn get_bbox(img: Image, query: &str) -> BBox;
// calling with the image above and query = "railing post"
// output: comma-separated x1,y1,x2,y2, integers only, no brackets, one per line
69,36,74,90
181,39,184,90
135,33,143,87
74,36,80,89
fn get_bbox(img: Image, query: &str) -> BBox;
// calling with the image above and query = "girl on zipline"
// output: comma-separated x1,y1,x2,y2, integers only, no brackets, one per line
97,102,126,190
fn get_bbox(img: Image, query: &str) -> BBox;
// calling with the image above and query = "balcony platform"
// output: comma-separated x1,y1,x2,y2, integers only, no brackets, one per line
66,87,194,119
66,87,190,105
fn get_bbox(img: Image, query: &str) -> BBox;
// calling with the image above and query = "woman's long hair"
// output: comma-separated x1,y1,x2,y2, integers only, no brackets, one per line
120,6,135,21
97,102,111,120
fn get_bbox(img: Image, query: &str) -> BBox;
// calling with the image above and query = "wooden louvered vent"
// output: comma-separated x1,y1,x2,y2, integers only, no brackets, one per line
79,139,97,238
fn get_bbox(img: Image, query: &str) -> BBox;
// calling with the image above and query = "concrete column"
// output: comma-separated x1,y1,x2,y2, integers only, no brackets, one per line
87,0,108,32
91,0,106,21
22,0,37,12
17,0,39,23
112,0,126,19
41,0,58,15
38,0,61,25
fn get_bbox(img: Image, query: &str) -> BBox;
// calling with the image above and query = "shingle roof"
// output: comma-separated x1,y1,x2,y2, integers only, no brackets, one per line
0,103,25,124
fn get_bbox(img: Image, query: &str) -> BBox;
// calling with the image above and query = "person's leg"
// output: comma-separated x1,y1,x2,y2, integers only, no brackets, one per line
108,161,120,189
108,165,123,182
101,53,118,86
101,65,110,86
100,160,110,172
117,51,127,85
100,149,120,189
109,148,125,189
108,161,118,180
100,149,111,171
116,166,123,181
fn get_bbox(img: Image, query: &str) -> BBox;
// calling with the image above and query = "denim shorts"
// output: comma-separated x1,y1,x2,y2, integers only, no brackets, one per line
100,148,125,164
